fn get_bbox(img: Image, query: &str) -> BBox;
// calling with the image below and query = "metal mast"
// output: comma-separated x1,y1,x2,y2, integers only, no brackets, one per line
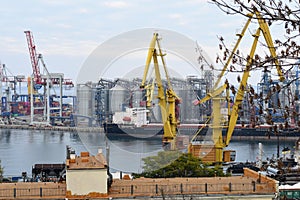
24,30,42,86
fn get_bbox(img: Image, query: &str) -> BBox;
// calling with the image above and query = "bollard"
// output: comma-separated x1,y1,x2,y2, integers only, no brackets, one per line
229,182,232,192
13,188,16,198
156,184,158,194
205,183,208,194
40,187,42,197
180,183,183,193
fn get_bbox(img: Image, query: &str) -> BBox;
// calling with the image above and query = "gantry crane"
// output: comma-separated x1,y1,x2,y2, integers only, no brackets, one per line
140,33,180,150
24,30,74,125
189,9,285,163
24,30,43,92
0,63,26,117
24,30,74,90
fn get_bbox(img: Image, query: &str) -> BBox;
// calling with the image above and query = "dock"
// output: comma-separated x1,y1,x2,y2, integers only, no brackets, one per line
0,124,103,133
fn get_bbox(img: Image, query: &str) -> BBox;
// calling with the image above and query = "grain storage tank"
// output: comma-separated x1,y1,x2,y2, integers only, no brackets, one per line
109,84,127,113
76,83,94,117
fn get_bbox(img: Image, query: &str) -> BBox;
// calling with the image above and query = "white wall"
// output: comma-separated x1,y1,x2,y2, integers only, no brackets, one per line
66,169,107,195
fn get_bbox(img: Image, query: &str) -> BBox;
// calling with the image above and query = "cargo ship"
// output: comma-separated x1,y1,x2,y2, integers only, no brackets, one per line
103,107,202,139
104,121,300,140
103,122,202,137
103,107,300,141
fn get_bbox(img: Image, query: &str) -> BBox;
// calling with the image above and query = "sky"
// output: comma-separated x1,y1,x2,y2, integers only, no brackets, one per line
0,0,282,86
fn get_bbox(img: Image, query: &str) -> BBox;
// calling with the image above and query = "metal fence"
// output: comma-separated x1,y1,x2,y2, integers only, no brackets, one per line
0,187,65,199
110,182,275,196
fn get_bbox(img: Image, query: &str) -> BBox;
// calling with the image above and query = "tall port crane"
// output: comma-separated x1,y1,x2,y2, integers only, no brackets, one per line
24,30,74,90
0,63,26,116
140,33,180,150
24,30,42,90
24,30,74,125
189,9,285,163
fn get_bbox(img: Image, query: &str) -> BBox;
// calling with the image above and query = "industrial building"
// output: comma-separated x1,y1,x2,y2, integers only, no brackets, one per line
76,73,213,127
75,59,300,129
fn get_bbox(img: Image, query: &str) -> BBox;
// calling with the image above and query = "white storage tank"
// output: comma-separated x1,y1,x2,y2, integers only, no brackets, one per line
109,84,127,113
76,83,95,117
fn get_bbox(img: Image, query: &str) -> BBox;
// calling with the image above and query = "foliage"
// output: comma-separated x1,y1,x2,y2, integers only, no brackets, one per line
133,153,225,178
141,150,182,172
0,160,3,183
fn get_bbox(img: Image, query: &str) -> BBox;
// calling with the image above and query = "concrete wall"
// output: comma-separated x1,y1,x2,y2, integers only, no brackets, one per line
110,176,276,197
243,168,278,193
66,169,107,196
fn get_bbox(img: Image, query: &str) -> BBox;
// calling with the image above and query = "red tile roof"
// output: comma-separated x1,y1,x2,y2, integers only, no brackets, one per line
67,152,107,170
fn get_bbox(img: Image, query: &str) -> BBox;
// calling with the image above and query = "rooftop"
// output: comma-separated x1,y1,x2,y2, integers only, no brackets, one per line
66,151,107,170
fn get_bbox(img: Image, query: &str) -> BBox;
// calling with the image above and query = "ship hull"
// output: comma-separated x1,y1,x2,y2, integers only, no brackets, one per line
104,122,300,141
103,122,163,140
230,127,300,141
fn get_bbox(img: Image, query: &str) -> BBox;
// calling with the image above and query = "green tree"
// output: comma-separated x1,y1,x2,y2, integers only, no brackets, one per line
0,160,3,183
142,150,182,172
133,153,225,178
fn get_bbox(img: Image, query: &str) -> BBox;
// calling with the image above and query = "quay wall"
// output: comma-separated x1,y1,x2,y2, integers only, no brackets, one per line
0,124,103,133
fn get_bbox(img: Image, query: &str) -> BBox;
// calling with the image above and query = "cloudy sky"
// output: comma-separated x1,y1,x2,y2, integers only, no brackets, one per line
0,0,272,85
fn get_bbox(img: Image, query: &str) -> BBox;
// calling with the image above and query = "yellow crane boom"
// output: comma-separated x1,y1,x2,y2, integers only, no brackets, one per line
225,9,285,147
190,9,285,163
141,33,180,150
224,27,261,147
212,11,284,90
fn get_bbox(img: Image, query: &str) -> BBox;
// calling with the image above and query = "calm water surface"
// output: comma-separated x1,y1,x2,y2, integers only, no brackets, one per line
0,129,295,177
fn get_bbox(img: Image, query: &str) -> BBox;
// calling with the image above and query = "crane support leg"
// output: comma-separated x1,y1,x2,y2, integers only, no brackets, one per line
212,96,225,163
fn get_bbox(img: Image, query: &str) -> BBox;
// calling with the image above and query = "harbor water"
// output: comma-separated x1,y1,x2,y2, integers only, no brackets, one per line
0,128,295,177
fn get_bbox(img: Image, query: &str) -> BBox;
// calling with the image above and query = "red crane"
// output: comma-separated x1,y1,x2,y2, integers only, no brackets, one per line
24,30,74,90
24,30,42,87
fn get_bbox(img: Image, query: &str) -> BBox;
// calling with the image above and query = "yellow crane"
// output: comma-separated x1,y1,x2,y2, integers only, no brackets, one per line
140,33,180,150
189,9,285,163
